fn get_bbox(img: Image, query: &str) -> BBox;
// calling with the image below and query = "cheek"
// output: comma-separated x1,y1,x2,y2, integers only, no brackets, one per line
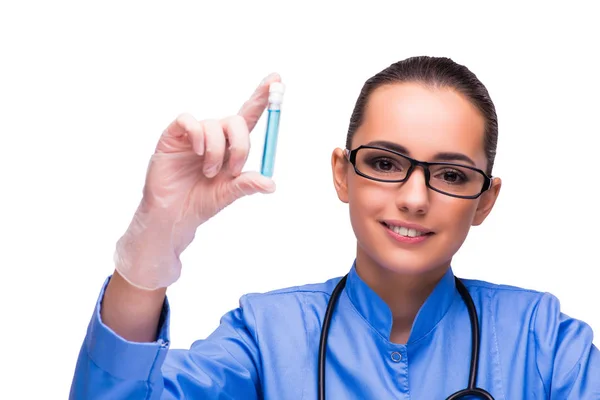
435,197,479,241
347,182,391,232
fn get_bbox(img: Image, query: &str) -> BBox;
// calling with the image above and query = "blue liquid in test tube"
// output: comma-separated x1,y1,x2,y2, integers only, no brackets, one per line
261,82,285,178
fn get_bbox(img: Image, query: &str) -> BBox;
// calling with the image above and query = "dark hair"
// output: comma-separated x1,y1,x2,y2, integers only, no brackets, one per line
346,56,498,175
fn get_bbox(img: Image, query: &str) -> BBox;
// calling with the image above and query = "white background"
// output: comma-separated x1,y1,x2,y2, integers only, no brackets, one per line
1,1,599,397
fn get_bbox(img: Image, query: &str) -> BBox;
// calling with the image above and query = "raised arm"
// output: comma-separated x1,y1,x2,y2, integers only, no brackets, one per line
70,72,281,399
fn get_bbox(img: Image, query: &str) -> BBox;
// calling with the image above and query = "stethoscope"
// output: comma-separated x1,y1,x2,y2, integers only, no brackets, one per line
318,274,495,400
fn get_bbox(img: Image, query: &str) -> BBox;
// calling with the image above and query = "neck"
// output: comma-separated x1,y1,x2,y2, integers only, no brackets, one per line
355,250,449,344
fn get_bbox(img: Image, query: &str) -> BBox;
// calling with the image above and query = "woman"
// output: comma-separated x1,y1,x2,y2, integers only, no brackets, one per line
70,56,600,399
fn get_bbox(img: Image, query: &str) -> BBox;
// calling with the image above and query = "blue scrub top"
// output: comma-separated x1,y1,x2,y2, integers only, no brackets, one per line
70,263,600,399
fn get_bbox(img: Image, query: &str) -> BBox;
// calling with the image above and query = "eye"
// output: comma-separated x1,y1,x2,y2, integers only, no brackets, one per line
434,168,469,184
370,157,401,172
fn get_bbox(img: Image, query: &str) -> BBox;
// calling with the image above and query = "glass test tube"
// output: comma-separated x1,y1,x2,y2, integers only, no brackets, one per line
261,82,285,178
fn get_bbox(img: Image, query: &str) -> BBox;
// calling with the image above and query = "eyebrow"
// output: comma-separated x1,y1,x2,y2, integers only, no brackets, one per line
364,140,477,166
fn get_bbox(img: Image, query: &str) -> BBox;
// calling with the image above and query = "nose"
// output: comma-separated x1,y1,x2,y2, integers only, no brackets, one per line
395,166,430,215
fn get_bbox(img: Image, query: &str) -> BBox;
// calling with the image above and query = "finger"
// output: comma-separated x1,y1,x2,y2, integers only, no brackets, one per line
221,115,250,177
177,113,205,155
201,119,226,178
237,72,281,132
159,113,204,155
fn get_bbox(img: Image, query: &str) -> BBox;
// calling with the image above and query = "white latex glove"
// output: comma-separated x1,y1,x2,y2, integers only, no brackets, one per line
114,73,281,290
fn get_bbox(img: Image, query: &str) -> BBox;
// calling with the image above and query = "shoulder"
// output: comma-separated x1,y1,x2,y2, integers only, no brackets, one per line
459,277,593,336
236,275,344,316
460,276,543,295
460,276,547,305
459,279,599,393
458,277,552,330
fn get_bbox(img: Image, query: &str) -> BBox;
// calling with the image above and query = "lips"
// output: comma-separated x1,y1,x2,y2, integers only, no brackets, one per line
381,221,434,238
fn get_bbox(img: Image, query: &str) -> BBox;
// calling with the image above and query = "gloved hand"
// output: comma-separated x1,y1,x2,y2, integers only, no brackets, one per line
114,73,281,290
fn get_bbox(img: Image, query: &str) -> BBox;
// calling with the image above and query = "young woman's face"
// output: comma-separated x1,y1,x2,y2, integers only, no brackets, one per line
332,82,501,276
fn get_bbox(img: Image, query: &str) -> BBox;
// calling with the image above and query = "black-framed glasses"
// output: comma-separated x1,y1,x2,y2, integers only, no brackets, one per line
345,145,492,199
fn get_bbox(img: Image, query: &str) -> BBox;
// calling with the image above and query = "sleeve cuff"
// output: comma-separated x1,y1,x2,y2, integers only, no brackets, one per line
85,276,171,381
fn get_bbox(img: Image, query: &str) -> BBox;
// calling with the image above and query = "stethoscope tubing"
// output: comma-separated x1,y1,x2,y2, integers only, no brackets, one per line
317,274,495,400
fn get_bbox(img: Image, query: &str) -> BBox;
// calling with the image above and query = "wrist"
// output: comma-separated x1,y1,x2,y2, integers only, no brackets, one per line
110,268,167,299
101,269,167,342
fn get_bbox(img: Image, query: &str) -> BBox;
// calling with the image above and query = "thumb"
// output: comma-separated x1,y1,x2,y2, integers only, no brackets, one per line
222,171,276,204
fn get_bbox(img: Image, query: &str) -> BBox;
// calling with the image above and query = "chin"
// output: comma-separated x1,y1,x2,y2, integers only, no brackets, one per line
357,232,451,277
353,220,456,277
376,251,446,276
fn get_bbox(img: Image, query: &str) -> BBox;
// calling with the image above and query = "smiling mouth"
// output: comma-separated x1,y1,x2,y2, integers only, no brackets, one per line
381,221,434,238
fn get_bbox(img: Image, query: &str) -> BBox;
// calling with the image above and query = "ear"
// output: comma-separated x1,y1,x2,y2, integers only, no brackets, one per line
472,177,502,226
331,148,349,203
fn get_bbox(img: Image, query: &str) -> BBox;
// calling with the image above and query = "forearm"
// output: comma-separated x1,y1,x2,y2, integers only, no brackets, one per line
101,269,167,342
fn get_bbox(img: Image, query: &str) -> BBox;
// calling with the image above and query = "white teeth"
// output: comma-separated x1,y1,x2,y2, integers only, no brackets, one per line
390,225,425,237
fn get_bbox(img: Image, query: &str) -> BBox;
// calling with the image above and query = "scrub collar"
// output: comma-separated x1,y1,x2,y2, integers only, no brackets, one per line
344,261,457,343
